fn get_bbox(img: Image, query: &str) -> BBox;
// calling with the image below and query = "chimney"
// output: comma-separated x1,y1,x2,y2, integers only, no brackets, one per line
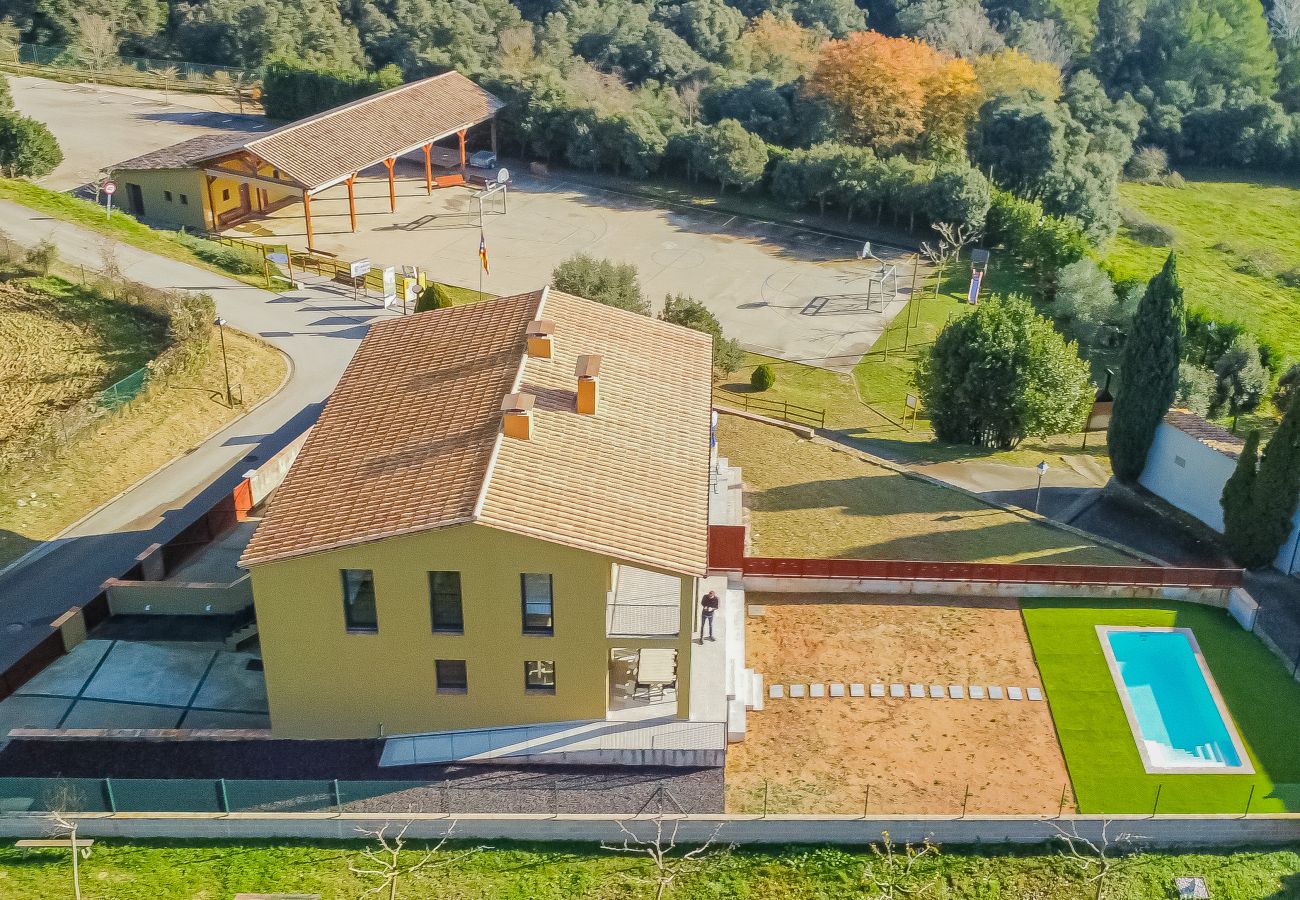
526,319,555,359
501,392,535,440
575,354,601,415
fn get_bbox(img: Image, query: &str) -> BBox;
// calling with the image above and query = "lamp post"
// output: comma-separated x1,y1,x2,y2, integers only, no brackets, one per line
214,316,233,407
1034,460,1049,513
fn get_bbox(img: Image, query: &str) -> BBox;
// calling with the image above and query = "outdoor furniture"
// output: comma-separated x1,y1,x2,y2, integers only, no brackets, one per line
15,839,94,849
635,648,676,699
434,174,466,189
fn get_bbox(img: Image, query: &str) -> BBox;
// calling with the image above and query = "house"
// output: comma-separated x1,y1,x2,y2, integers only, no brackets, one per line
108,71,502,242
239,287,747,763
1140,408,1300,575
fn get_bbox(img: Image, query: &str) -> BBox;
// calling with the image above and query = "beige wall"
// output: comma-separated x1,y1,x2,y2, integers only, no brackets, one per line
249,524,697,739
114,168,208,230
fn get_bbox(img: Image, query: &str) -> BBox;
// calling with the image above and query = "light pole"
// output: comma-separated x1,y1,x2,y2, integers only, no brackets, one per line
1034,460,1049,513
214,316,233,407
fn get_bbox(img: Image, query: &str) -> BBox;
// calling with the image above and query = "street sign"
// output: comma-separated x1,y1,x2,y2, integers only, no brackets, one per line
349,257,371,278
102,181,116,195
267,252,288,265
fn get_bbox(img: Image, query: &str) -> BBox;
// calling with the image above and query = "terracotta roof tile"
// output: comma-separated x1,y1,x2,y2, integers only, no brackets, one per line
1163,408,1246,458
240,289,714,575
112,131,262,171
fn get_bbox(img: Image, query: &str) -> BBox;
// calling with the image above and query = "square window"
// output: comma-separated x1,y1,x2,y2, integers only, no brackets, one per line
429,571,463,633
521,573,553,635
179,194,188,205
524,660,555,693
222,188,230,201
340,569,377,632
436,659,468,693
163,190,173,202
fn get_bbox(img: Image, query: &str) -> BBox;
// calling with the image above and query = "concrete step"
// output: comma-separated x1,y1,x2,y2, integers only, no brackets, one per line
224,622,258,651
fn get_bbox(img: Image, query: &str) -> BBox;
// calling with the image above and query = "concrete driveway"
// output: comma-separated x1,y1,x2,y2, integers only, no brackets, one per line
234,166,919,371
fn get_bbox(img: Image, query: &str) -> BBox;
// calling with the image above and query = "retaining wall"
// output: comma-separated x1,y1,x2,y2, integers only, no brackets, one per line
104,575,253,616
743,576,1233,607
1,812,1298,847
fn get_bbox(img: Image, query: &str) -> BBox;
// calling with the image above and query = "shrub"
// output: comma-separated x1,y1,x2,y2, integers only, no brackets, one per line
751,363,776,391
1120,208,1175,247
1126,145,1169,181
1164,171,1187,189
1175,362,1216,416
176,232,259,275
0,111,62,178
414,283,454,313
1274,362,1300,413
659,292,745,375
24,238,57,275
552,253,649,314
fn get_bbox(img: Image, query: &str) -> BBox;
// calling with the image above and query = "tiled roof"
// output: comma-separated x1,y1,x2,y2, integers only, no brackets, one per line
240,289,714,575
1164,409,1246,458
111,131,260,171
197,71,503,189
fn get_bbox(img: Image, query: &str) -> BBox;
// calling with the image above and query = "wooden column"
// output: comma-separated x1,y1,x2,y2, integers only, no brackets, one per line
422,143,433,194
457,129,467,169
490,119,498,157
383,158,396,212
204,174,219,230
302,190,314,249
346,174,357,232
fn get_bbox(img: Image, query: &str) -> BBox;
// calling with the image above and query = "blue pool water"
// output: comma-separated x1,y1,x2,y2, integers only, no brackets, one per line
1104,629,1243,770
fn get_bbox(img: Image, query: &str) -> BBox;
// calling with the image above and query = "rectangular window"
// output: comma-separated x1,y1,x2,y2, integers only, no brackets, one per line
521,573,554,635
429,571,463,633
524,660,556,694
179,194,189,205
163,190,173,202
340,569,377,632
436,659,468,693
222,188,231,201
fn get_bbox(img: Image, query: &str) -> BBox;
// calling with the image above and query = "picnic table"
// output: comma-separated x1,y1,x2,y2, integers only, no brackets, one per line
635,648,677,699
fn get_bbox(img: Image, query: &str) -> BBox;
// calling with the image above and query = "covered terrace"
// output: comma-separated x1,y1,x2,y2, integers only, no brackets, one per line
192,71,504,246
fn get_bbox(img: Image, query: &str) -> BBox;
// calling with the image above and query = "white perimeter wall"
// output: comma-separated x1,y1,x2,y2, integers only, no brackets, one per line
1139,422,1300,574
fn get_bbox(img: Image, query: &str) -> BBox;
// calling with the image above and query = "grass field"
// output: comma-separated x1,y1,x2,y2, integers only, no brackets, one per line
716,415,1133,564
0,839,1297,899
1023,599,1300,815
1108,170,1300,361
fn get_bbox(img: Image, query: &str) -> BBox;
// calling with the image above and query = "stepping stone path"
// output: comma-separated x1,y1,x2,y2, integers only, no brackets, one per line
769,684,785,699
809,683,826,698
1026,687,1043,701
969,685,986,700
829,683,845,698
890,684,906,698
928,684,944,699
909,684,925,698
761,680,1045,703
851,683,867,697
1007,686,1023,700
948,684,964,699
789,684,807,699
988,686,1004,700
867,684,883,698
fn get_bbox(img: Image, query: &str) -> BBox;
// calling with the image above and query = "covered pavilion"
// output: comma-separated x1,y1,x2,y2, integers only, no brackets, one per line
189,71,503,246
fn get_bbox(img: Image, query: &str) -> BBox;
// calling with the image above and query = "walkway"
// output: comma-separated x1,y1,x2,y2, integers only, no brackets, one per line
0,200,399,673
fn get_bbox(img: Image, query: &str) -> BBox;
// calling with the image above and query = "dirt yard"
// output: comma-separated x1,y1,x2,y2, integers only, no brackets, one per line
725,593,1071,815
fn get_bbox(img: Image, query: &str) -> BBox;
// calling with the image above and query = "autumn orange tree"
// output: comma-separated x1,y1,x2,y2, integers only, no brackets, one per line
730,12,824,83
971,49,1062,102
806,31,978,155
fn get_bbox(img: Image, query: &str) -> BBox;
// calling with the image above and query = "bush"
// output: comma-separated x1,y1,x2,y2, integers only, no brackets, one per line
1164,171,1187,189
1120,208,1176,247
23,238,57,275
659,292,744,374
552,253,649,314
176,232,260,275
1274,362,1300,413
0,111,62,178
751,363,776,391
1125,145,1169,181
414,283,455,313
1175,362,1216,416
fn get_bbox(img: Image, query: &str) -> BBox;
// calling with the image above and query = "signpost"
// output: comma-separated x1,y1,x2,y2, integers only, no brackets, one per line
348,257,371,302
904,393,919,431
102,180,116,219
381,266,397,309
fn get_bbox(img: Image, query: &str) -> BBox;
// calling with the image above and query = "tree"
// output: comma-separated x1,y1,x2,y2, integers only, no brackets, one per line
1135,0,1279,98
728,12,823,82
0,17,20,62
897,0,1004,57
915,293,1094,449
24,238,56,275
1175,362,1216,416
921,57,979,158
552,253,650,314
350,821,487,900
1108,253,1184,482
1273,362,1300,413
72,12,119,78
0,112,62,178
1211,333,1269,426
602,816,728,900
1221,428,1261,566
972,48,1061,102
690,119,768,193
659,292,744,374
861,830,939,899
924,166,991,230
1049,820,1143,900
1251,393,1300,568
1053,257,1123,349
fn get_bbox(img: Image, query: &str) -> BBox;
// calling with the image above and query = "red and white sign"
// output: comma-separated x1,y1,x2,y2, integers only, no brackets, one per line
102,181,116,195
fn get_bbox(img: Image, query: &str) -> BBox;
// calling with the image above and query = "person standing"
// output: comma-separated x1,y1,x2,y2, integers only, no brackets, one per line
700,590,720,642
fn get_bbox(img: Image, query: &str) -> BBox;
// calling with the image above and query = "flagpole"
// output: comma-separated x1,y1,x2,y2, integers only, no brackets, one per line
478,197,484,304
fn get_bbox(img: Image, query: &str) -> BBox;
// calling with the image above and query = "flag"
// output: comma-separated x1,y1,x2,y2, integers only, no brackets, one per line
478,230,489,275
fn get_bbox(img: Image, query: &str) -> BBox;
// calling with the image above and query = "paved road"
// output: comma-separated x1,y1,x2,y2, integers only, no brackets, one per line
0,200,397,671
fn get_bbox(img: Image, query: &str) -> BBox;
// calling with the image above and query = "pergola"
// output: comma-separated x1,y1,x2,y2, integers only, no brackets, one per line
193,71,504,246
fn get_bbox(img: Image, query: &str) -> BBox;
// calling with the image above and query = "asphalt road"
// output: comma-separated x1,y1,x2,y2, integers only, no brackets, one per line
0,200,398,672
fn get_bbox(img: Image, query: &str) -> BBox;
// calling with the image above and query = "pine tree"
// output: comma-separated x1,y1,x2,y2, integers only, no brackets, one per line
1250,393,1300,568
1220,429,1260,566
1108,253,1184,482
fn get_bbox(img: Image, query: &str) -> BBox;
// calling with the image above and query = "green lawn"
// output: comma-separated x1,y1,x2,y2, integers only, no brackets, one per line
1107,170,1300,361
1023,599,1300,815
0,839,1298,899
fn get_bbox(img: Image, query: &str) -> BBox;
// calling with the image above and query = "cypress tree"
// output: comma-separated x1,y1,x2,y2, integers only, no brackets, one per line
1108,253,1184,482
1220,429,1260,566
1250,393,1300,568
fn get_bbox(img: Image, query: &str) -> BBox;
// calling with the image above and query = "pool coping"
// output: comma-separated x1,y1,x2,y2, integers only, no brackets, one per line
1095,625,1254,776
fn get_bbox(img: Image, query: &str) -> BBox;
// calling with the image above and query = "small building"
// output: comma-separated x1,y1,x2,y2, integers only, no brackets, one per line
1140,408,1300,574
108,71,503,243
239,287,744,763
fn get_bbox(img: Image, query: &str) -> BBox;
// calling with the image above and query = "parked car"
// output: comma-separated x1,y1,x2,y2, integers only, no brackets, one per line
469,150,497,168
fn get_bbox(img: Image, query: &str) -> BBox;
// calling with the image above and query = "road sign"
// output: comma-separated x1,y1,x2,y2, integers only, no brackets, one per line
349,258,371,278
102,181,116,195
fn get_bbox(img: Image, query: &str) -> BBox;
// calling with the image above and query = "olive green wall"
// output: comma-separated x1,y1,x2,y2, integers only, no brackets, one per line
113,168,208,230
249,523,696,739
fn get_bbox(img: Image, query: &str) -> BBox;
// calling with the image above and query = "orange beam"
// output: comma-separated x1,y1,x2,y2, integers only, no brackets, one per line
383,158,396,212
458,129,467,169
423,143,433,194
302,190,314,248
346,174,357,232
204,174,219,230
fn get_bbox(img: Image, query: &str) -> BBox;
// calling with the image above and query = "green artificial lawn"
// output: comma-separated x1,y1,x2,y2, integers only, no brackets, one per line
1023,599,1300,815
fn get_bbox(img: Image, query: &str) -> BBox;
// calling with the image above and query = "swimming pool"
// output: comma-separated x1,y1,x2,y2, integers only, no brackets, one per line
1097,626,1253,774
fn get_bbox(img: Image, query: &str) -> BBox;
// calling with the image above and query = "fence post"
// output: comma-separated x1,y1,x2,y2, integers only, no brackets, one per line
763,780,769,818
103,777,117,814
1243,783,1255,818
1057,782,1068,818
1151,784,1162,818
332,779,342,813
553,783,559,819
217,778,229,814
961,784,970,818
862,785,869,819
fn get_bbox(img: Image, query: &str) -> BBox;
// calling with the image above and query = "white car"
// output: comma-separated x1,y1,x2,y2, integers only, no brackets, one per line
469,150,497,169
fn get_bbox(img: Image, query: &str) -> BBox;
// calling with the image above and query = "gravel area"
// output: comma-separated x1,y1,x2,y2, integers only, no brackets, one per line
0,738,723,814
